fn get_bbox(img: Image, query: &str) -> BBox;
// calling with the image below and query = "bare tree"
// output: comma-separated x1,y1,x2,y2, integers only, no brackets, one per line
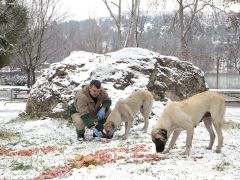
124,0,140,47
226,12,240,73
103,0,155,48
172,0,219,61
102,0,123,49
13,0,66,87
85,19,103,53
103,0,167,49
135,0,163,47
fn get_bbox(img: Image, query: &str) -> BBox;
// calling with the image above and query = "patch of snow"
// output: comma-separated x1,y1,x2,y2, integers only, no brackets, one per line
52,103,64,113
0,100,240,179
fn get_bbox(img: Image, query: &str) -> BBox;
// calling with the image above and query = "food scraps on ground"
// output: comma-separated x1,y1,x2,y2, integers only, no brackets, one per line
0,146,57,156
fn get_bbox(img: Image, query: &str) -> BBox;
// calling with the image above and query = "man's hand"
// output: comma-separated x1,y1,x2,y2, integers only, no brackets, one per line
92,127,103,138
97,107,105,120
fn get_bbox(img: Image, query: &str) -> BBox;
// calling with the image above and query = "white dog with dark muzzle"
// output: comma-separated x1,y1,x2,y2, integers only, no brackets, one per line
151,91,232,155
104,89,154,139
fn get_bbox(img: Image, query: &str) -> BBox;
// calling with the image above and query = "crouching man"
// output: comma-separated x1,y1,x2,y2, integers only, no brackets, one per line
70,80,111,141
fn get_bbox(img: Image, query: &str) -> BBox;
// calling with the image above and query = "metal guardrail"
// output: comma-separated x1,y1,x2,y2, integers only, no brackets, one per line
210,89,240,102
0,86,30,101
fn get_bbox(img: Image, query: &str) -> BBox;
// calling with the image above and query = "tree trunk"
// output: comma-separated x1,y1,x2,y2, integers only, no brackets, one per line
117,0,122,48
179,0,188,60
26,68,31,88
117,25,122,48
31,67,36,86
127,0,139,47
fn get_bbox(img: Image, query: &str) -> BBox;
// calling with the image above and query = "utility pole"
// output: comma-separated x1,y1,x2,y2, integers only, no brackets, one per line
216,57,220,89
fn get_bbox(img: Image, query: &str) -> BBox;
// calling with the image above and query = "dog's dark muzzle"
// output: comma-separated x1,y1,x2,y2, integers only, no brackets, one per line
105,134,114,139
154,138,166,152
105,130,114,139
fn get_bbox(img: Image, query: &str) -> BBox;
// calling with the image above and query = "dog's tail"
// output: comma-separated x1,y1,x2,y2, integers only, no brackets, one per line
222,119,240,130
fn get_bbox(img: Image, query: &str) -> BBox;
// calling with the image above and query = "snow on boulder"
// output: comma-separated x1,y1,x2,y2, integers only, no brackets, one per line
25,48,207,118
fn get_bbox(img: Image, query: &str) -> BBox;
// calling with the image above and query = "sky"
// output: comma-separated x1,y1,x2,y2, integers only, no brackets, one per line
60,0,240,21
60,0,176,21
61,0,110,21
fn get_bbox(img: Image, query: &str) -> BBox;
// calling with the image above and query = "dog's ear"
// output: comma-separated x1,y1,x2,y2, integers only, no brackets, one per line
159,129,167,139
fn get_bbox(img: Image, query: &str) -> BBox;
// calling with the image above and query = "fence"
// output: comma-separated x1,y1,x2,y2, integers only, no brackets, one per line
0,86,30,101
205,73,240,89
210,89,240,103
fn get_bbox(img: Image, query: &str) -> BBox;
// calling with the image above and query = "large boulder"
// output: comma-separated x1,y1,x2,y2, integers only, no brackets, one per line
25,48,207,118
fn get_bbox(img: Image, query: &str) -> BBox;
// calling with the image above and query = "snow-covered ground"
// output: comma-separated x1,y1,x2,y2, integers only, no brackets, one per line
0,100,240,180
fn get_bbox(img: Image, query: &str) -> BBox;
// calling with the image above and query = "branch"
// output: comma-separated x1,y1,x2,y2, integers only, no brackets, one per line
102,0,119,27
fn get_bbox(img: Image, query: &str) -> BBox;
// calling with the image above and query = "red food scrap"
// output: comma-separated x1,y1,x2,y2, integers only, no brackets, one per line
34,166,70,180
0,146,57,156
0,147,9,155
41,146,57,154
130,153,166,161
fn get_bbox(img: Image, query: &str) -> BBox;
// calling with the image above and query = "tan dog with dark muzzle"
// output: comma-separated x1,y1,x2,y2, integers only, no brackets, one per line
104,89,153,139
151,91,232,155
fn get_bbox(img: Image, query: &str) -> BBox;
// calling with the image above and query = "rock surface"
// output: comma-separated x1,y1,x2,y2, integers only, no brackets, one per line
25,48,207,118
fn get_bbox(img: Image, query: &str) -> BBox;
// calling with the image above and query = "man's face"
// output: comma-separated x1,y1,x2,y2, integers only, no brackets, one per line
89,85,101,97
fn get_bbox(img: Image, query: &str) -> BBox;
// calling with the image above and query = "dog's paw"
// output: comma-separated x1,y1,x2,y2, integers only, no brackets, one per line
215,149,221,153
181,149,190,156
180,151,187,156
122,136,127,140
206,146,212,150
142,125,148,131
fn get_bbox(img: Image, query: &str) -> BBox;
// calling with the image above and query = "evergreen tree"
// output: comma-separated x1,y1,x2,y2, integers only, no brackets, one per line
0,0,27,68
